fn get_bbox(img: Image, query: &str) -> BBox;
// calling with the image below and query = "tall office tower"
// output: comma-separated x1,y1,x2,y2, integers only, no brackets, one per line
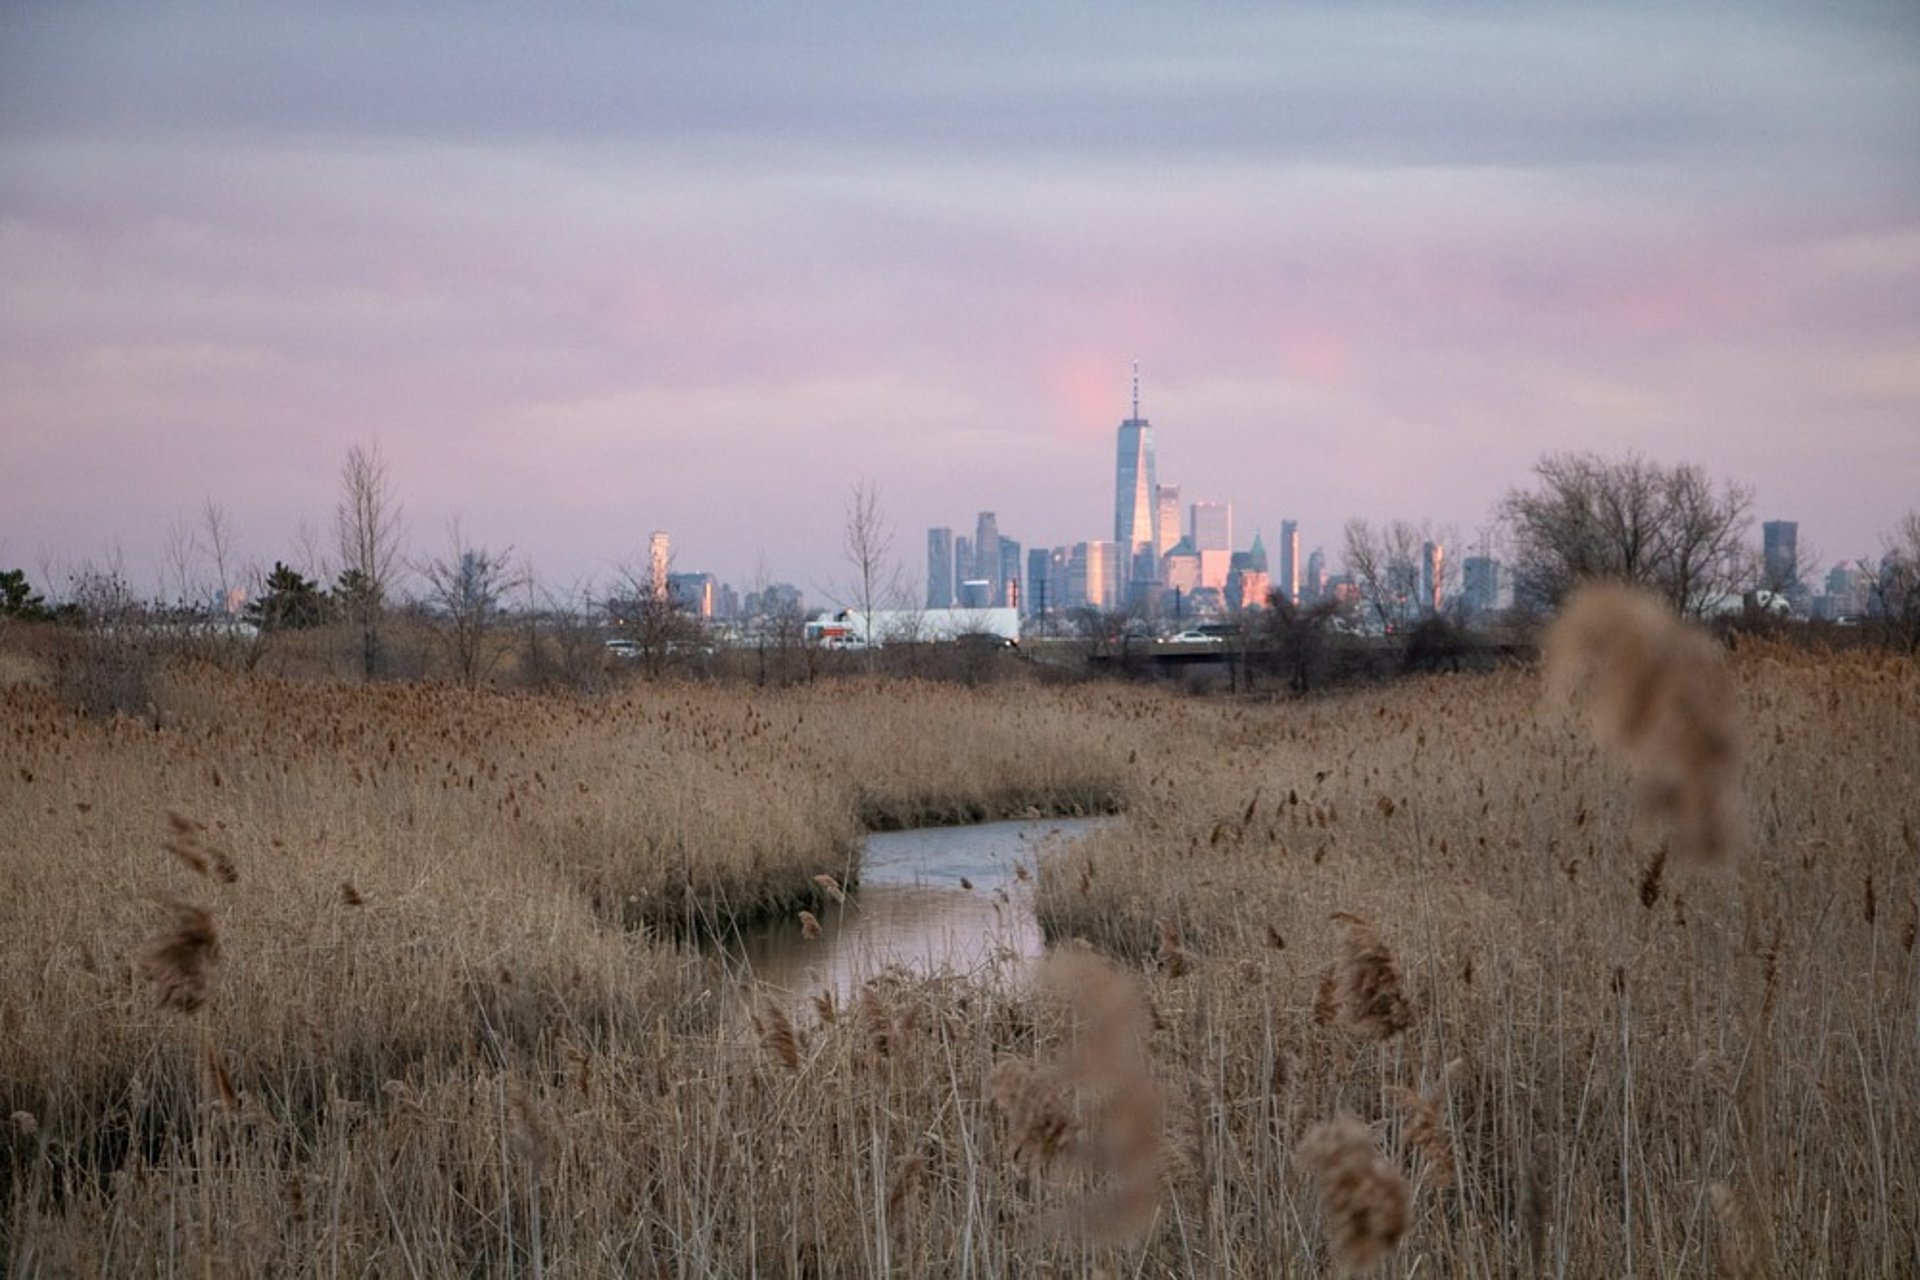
1070,540,1123,610
1026,547,1052,618
1191,501,1231,552
1420,541,1446,615
1763,520,1799,589
927,527,954,609
648,531,671,599
974,511,1002,605
1094,539,1123,608
1114,365,1161,594
1278,519,1300,605
1305,547,1326,603
1462,556,1500,617
667,572,717,618
954,536,972,602
1155,483,1181,559
1065,544,1090,609
998,538,1022,610
1191,501,1232,590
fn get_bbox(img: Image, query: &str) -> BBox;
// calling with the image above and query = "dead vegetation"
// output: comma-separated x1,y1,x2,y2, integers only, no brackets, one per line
1,631,1915,1274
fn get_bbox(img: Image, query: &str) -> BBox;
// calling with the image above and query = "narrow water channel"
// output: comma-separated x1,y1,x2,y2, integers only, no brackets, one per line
739,816,1113,1001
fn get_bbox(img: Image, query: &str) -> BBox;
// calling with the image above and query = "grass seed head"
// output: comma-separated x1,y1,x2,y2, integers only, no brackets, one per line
142,896,220,1014
1544,583,1743,863
1297,1114,1412,1274
1332,913,1412,1040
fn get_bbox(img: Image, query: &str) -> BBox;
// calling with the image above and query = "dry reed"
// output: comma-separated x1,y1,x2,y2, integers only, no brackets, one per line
990,949,1167,1245
1544,582,1743,862
1332,912,1413,1040
1297,1114,1412,1274
141,896,220,1014
2,642,1913,1274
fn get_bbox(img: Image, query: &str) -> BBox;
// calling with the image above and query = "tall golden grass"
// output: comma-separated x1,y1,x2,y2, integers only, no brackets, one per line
1,635,1915,1274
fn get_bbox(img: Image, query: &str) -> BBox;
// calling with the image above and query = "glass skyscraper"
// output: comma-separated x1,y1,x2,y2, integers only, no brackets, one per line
1114,371,1160,596
926,527,954,609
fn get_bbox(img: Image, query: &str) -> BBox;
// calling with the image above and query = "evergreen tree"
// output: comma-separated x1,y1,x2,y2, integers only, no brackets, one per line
247,562,329,630
0,568,51,621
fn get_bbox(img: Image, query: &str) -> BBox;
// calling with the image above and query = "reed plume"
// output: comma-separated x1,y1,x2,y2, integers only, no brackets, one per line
1544,582,1742,862
508,1082,556,1176
1331,913,1412,1040
989,949,1167,1245
142,896,220,1014
1297,1114,1411,1274
1709,1181,1771,1279
1156,917,1191,978
753,998,803,1072
1397,1081,1454,1185
885,1150,928,1223
165,810,238,884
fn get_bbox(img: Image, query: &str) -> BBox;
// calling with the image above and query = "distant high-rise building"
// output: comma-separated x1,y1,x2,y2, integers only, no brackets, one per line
1227,548,1270,612
1816,560,1865,619
1763,520,1800,590
927,527,954,609
648,531,671,599
999,538,1022,611
1191,501,1231,591
1191,501,1231,552
1278,519,1300,605
1420,541,1445,615
1070,540,1123,610
954,535,972,602
1155,483,1181,559
1462,556,1500,618
1162,537,1201,607
1305,547,1327,603
667,571,716,618
1114,365,1161,595
974,511,1002,605
1027,547,1053,618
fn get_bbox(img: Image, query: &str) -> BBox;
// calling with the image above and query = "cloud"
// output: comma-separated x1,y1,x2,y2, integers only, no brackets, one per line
1,2,1916,591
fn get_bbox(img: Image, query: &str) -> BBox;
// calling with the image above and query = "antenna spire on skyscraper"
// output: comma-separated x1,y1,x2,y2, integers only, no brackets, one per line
1131,359,1140,421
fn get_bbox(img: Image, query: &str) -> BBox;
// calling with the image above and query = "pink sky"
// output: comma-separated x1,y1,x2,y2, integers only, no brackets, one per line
2,3,1916,602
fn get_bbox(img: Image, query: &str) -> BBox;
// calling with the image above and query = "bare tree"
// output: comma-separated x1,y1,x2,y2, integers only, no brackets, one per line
1863,511,1920,652
512,577,605,694
608,559,703,679
159,514,199,611
836,478,902,673
1263,592,1345,695
199,497,242,615
415,523,525,688
1343,519,1443,633
1501,451,1751,619
290,516,332,588
744,559,811,687
334,443,404,679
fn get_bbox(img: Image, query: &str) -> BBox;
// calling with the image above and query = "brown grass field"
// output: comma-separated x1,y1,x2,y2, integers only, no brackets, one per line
1,623,1915,1276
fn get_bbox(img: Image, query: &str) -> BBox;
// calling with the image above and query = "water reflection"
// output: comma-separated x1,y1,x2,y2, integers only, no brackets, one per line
740,816,1112,1001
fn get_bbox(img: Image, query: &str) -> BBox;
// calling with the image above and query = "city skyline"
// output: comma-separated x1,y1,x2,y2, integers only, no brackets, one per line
3,4,1917,594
